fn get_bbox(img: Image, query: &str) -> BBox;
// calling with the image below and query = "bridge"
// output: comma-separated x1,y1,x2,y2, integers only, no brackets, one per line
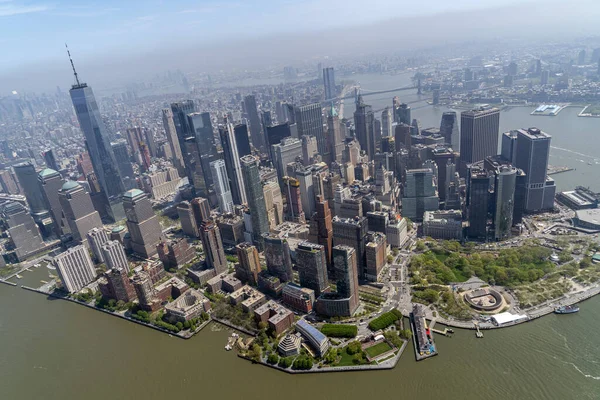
325,84,418,103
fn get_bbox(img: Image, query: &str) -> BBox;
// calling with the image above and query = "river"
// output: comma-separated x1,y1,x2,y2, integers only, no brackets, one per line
1,265,599,400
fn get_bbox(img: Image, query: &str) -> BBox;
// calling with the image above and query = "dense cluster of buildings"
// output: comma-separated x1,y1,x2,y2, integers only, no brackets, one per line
0,47,577,356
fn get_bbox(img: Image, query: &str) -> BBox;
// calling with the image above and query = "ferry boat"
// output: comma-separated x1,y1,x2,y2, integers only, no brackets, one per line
554,305,579,314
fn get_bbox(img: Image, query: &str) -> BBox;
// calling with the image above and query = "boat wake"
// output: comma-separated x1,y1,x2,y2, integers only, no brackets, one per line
550,327,571,352
533,348,600,380
550,146,597,161
568,363,600,381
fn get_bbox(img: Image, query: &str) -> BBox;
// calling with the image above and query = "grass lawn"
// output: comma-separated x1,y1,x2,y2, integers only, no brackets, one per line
365,342,393,358
336,351,356,367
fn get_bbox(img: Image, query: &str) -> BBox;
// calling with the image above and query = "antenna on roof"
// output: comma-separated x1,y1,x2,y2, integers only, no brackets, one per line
65,43,80,86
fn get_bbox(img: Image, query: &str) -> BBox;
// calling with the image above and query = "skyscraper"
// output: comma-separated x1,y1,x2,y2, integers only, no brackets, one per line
240,155,269,250
233,124,252,157
263,233,294,282
111,140,136,189
210,159,234,213
323,67,336,100
296,242,329,296
1,202,45,261
69,60,124,222
295,103,326,156
332,245,359,313
402,168,440,221
43,148,59,171
101,240,129,273
272,137,303,181
332,216,369,280
514,128,555,212
87,227,109,263
467,164,491,239
244,95,265,151
235,242,260,285
327,104,344,163
282,177,305,223
396,103,411,125
38,168,69,236
191,197,211,227
381,107,393,139
440,111,459,152
188,112,214,154
308,195,333,271
58,181,103,245
13,162,51,232
501,130,518,165
183,136,208,197
263,180,283,229
219,123,247,205
295,167,315,219
54,245,97,293
123,189,162,259
200,220,228,274
459,107,500,175
177,201,199,238
354,96,376,159
162,108,186,176
492,165,516,240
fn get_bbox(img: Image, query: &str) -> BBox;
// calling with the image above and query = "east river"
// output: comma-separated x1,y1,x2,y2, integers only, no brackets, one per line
1,72,600,399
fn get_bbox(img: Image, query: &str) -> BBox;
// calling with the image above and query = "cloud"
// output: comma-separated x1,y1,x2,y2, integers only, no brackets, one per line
51,7,120,17
0,2,49,17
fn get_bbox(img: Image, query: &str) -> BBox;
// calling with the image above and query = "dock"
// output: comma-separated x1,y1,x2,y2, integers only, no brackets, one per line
427,318,453,336
410,305,438,361
475,324,483,338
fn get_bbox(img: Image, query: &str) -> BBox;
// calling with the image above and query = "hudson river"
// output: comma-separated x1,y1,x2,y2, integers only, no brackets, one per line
1,73,599,399
1,268,599,400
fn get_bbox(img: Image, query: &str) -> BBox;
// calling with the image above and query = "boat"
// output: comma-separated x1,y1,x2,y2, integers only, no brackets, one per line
554,305,579,314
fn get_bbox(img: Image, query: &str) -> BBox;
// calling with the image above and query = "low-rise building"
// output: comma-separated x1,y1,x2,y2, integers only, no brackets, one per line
257,271,285,297
97,268,137,303
254,300,294,335
157,238,195,269
295,319,330,357
423,210,463,240
141,163,181,200
155,277,190,303
206,273,243,294
278,333,302,357
165,288,211,322
187,268,216,286
228,285,266,312
282,283,315,314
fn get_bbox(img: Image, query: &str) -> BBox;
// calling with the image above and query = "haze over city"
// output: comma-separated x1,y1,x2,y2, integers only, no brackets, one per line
2,0,600,92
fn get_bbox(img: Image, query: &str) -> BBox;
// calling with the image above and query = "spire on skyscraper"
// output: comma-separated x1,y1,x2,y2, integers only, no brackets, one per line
65,44,84,88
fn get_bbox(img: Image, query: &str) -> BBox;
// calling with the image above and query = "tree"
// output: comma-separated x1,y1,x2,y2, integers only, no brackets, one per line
278,357,292,368
267,353,279,365
416,240,426,252
346,341,362,355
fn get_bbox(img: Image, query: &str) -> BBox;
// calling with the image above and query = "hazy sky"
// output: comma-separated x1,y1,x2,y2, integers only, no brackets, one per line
1,0,600,93
1,0,537,69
